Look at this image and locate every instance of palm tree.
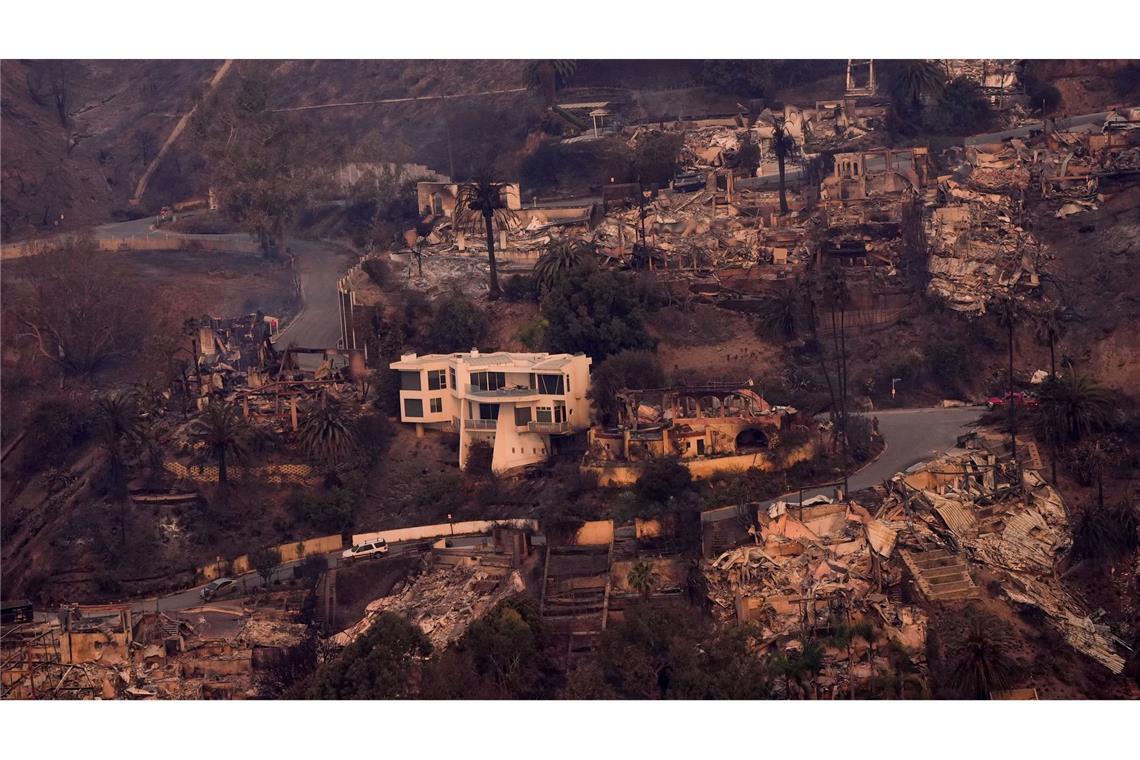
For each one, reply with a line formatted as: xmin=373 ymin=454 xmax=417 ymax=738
xmin=771 ymin=120 xmax=794 ymax=214
xmin=878 ymin=640 xmax=928 ymax=699
xmin=825 ymin=268 xmax=852 ymax=465
xmin=525 ymin=60 xmax=577 ymax=106
xmin=1036 ymin=372 xmax=1113 ymax=443
xmin=97 ymin=391 xmax=142 ymax=544
xmin=453 ymin=174 xmax=519 ymax=300
xmin=887 ymin=60 xmax=946 ymax=130
xmin=1034 ymin=307 xmax=1066 ymax=379
xmin=189 ymin=400 xmax=250 ymax=488
xmin=299 ymin=392 xmax=359 ymax=472
xmin=799 ymin=273 xmax=839 ymax=438
xmin=1076 ymin=434 xmax=1124 ymax=511
xmin=993 ymin=296 xmax=1021 ymax=460
xmin=533 ymin=238 xmax=593 ymax=293
xmin=627 ymin=560 xmax=658 ymax=602
xmin=755 ymin=284 xmax=801 ymax=341
xmin=943 ymin=608 xmax=1017 ymax=699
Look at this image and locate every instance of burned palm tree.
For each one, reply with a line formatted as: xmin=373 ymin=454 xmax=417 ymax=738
xmin=887 ymin=60 xmax=946 ymax=131
xmin=942 ymin=607 xmax=1017 ymax=699
xmin=1034 ymin=306 xmax=1066 ymax=380
xmin=993 ymin=295 xmax=1021 ymax=460
xmin=824 ymin=268 xmax=852 ymax=465
xmin=525 ymin=60 xmax=577 ymax=106
xmin=627 ymin=560 xmax=659 ymax=602
xmin=533 ymin=237 xmax=594 ymax=294
xmin=299 ymin=392 xmax=360 ymax=473
xmin=771 ymin=120 xmax=795 ymax=215
xmin=97 ymin=390 xmax=143 ymax=544
xmin=453 ymin=174 xmax=519 ymax=300
xmin=189 ymin=400 xmax=250 ymax=488
xmin=755 ymin=284 xmax=802 ymax=341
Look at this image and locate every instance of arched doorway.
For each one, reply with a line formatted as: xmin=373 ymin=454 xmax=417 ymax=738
xmin=735 ymin=427 xmax=769 ymax=452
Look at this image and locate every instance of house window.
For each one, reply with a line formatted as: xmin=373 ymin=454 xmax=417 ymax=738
xmin=430 ymin=398 xmax=443 ymax=414
xmin=536 ymin=374 xmax=565 ymax=395
xmin=514 ymin=406 xmax=532 ymax=426
xmin=479 ymin=403 xmax=499 ymax=421
xmin=554 ymin=401 xmax=567 ymax=424
xmin=536 ymin=406 xmax=553 ymax=423
xmin=400 ymin=371 xmax=422 ymax=391
xmin=448 ymin=367 xmax=457 ymax=389
xmin=427 ymin=369 xmax=447 ymax=391
xmin=472 ymin=371 xmax=506 ymax=391
xmin=404 ymin=398 xmax=424 ymax=418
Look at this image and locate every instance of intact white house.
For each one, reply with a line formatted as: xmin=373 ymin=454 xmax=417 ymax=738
xmin=390 ymin=350 xmax=593 ymax=474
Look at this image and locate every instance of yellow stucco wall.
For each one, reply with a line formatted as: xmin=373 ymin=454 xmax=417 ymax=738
xmin=583 ymin=442 xmax=817 ymax=487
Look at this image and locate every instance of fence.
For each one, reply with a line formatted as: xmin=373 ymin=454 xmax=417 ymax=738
xmin=164 ymin=459 xmax=318 ymax=485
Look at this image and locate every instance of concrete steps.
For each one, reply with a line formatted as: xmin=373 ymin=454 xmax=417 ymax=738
xmin=901 ymin=548 xmax=979 ymax=602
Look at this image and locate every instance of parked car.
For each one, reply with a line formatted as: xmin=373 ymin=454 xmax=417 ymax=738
xmin=200 ymin=577 xmax=239 ymax=601
xmin=986 ymin=391 xmax=1038 ymax=410
xmin=342 ymin=539 xmax=389 ymax=561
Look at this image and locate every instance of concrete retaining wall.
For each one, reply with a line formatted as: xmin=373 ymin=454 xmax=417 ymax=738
xmin=1 ymin=234 xmax=259 ymax=260
xmin=352 ymin=518 xmax=538 ymax=547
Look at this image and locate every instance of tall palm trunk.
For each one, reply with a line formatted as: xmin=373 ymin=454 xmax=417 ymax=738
xmin=830 ymin=307 xmax=846 ymax=456
xmin=484 ymin=211 xmax=501 ymax=299
xmin=839 ymin=304 xmax=849 ymax=472
xmin=216 ymin=445 xmax=229 ymax=487
xmin=1007 ymin=321 xmax=1017 ymax=461
xmin=777 ymin=148 xmax=789 ymax=214
xmin=806 ymin=295 xmax=839 ymax=448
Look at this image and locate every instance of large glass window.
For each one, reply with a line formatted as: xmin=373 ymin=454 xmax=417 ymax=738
xmin=536 ymin=406 xmax=553 ymax=423
xmin=536 ymin=374 xmax=565 ymax=395
xmin=472 ymin=371 xmax=506 ymax=391
xmin=400 ymin=371 xmax=422 ymax=391
xmin=427 ymin=369 xmax=447 ymax=391
xmin=448 ymin=367 xmax=457 ymax=390
xmin=479 ymin=403 xmax=500 ymax=420
xmin=430 ymin=398 xmax=443 ymax=414
xmin=404 ymin=398 xmax=424 ymax=418
xmin=554 ymin=401 xmax=567 ymax=423
xmin=514 ymin=406 xmax=532 ymax=426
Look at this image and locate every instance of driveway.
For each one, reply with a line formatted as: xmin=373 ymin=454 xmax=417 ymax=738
xmin=703 ymin=405 xmax=984 ymax=521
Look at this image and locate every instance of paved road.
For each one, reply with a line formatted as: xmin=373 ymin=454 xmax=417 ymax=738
xmin=704 ymin=405 xmax=984 ymax=521
xmin=87 ymin=211 xmax=353 ymax=369
xmin=271 ymin=237 xmax=353 ymax=359
xmin=130 ymin=540 xmax=419 ymax=615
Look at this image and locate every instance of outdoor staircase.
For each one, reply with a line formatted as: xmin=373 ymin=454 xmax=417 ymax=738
xmin=901 ymin=548 xmax=979 ymax=602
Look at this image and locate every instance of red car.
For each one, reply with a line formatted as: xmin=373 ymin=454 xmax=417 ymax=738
xmin=987 ymin=391 xmax=1038 ymax=410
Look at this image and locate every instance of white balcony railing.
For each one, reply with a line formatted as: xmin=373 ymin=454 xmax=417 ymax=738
xmin=528 ymin=420 xmax=571 ymax=434
xmin=465 ymin=384 xmax=536 ymax=397
xmin=464 ymin=418 xmax=498 ymax=430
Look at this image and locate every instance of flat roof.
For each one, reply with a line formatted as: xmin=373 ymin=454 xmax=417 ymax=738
xmin=391 ymin=351 xmax=587 ymax=371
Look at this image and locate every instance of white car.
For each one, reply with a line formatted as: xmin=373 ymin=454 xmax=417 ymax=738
xmin=342 ymin=539 xmax=389 ymax=561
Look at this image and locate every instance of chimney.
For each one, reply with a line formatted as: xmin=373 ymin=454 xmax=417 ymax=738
xmin=471 ymin=348 xmax=480 ymax=357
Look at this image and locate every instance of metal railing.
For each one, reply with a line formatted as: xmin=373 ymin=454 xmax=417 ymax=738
xmin=465 ymin=384 xmax=536 ymax=397
xmin=464 ymin=419 xmax=498 ymax=430
xmin=528 ymin=420 xmax=571 ymax=434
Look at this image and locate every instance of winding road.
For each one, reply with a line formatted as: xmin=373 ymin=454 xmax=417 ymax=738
xmin=703 ymin=405 xmax=984 ymax=522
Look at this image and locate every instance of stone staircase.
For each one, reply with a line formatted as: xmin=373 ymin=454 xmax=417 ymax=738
xmin=901 ymin=548 xmax=979 ymax=602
